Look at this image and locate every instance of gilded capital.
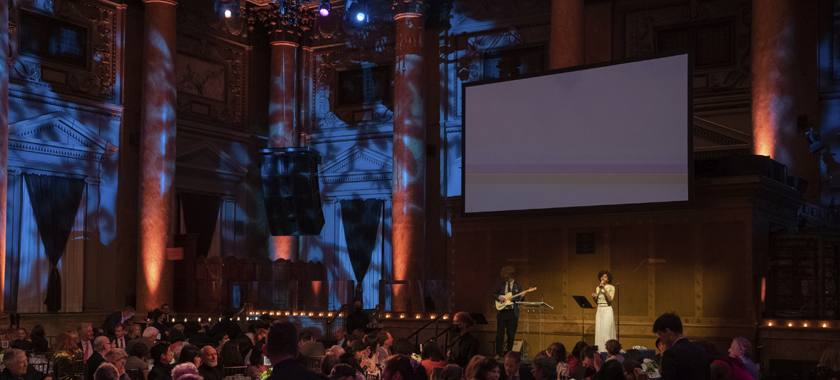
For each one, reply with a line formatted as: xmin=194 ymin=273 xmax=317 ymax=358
xmin=392 ymin=0 xmax=425 ymax=16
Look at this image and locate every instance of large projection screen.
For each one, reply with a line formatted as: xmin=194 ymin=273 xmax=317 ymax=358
xmin=463 ymin=53 xmax=691 ymax=215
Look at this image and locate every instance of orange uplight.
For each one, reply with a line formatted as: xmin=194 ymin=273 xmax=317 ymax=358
xmin=788 ymin=323 xmax=792 ymax=327
xmin=824 ymin=323 xmax=828 ymax=328
xmin=804 ymin=323 xmax=808 ymax=327
xmin=768 ymin=322 xmax=772 ymax=326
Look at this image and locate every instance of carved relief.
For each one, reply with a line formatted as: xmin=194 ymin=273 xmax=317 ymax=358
xmin=176 ymin=0 xmax=250 ymax=41
xmin=623 ymin=0 xmax=751 ymax=96
xmin=309 ymin=3 xmax=396 ymax=48
xmin=450 ymin=0 xmax=550 ymax=25
xmin=9 ymin=0 xmax=118 ymax=102
xmin=176 ymin=34 xmax=248 ymax=130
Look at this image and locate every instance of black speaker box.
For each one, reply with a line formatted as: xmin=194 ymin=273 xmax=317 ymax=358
xmin=260 ymin=147 xmax=325 ymax=236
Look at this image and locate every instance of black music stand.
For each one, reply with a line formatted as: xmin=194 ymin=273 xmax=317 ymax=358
xmin=572 ymin=296 xmax=595 ymax=343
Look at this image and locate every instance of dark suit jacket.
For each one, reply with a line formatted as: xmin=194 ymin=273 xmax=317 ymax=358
xmin=447 ymin=332 xmax=480 ymax=368
xmin=198 ymin=364 xmax=222 ymax=380
xmin=266 ymin=359 xmax=327 ymax=380
xmin=492 ymin=281 xmax=524 ymax=318
xmin=102 ymin=311 xmax=124 ymax=336
xmin=660 ymin=338 xmax=710 ymax=380
xmin=147 ymin=362 xmax=173 ymax=380
xmin=1 ymin=365 xmax=47 ymax=380
xmin=502 ymin=365 xmax=536 ymax=380
xmin=85 ymin=352 xmax=106 ymax=380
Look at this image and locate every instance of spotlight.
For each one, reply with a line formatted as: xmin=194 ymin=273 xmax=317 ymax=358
xmin=224 ymin=9 xmax=232 ymax=18
xmin=345 ymin=0 xmax=368 ymax=26
xmin=318 ymin=0 xmax=330 ymax=17
xmin=214 ymin=0 xmax=240 ymax=19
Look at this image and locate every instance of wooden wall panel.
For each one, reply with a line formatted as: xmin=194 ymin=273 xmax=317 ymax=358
xmin=567 ymin=228 xmax=607 ymax=314
xmin=654 ymin=224 xmax=696 ymax=318
xmin=453 ymin=231 xmax=490 ymax=313
xmin=527 ymin=229 xmax=564 ymax=314
xmin=610 ymin=226 xmax=649 ymax=317
xmin=490 ymin=230 xmax=526 ymax=292
xmin=702 ymin=221 xmax=747 ymax=319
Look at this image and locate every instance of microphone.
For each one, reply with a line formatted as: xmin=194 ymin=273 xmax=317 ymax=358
xmin=615 ymin=283 xmax=620 ymax=286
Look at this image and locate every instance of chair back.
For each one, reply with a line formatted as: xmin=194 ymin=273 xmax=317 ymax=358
xmin=73 ymin=360 xmax=86 ymax=377
xmin=365 ymin=373 xmax=380 ymax=380
xmin=307 ymin=356 xmax=324 ymax=371
xmin=126 ymin=368 xmax=142 ymax=380
xmin=222 ymin=366 xmax=248 ymax=377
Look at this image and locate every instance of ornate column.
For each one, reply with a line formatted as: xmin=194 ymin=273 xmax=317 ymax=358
xmin=0 ymin=0 xmax=8 ymax=317
xmin=137 ymin=0 xmax=178 ymax=313
xmin=265 ymin=3 xmax=308 ymax=261
xmin=392 ymin=0 xmax=426 ymax=311
xmin=550 ymin=0 xmax=584 ymax=69
xmin=752 ymin=0 xmax=796 ymax=165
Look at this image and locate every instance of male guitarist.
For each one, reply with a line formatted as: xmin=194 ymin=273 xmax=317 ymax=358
xmin=492 ymin=265 xmax=523 ymax=359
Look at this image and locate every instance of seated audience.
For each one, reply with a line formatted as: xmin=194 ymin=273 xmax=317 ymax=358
xmin=246 ymin=343 xmax=268 ymax=379
xmin=569 ymin=346 xmax=600 ymax=380
xmin=568 ymin=341 xmax=588 ymax=373
xmin=333 ymin=328 xmax=348 ymax=351
xmin=340 ymin=340 xmax=370 ymax=375
xmin=382 ymin=354 xmax=418 ymax=380
xmin=327 ymin=364 xmax=358 ymax=380
xmin=218 ymin=341 xmax=244 ymax=368
xmin=377 ymin=331 xmax=393 ymax=364
xmin=438 ymin=364 xmax=463 ymax=380
xmin=464 ymin=356 xmax=485 ymax=380
xmin=128 ymin=325 xmax=142 ymax=341
xmin=104 ymin=349 xmax=129 ymax=380
xmin=2 ymin=348 xmax=49 ymax=380
xmin=729 ymin=337 xmax=759 ymax=380
xmin=624 ymin=349 xmax=642 ymax=364
xmin=147 ymin=343 xmax=173 ymax=380
xmin=503 ymin=351 xmax=534 ymax=380
xmin=102 ymin=307 xmax=136 ymax=338
xmin=125 ymin=344 xmax=150 ymax=380
xmin=420 ymin=341 xmax=447 ymax=375
xmin=622 ymin=360 xmax=647 ymax=380
xmin=299 ymin=331 xmax=326 ymax=358
xmin=127 ymin=327 xmax=157 ymax=355
xmin=605 ymin=340 xmax=623 ymax=363
xmin=113 ymin=324 xmax=130 ymax=351
xmin=197 ymin=346 xmax=222 ymax=380
xmin=653 ymin=339 xmax=662 ymax=366
xmin=86 ymin=336 xmax=112 ymax=380
xmin=31 ymin=325 xmax=49 ymax=353
xmin=93 ymin=364 xmax=119 ymax=380
xmin=593 ymin=360 xmax=624 ymax=380
xmin=78 ymin=324 xmax=96 ymax=361
xmin=171 ymin=363 xmax=202 ymax=380
xmin=264 ymin=321 xmax=328 ymax=380
xmin=473 ymin=357 xmax=501 ymax=380
xmin=177 ymin=346 xmax=201 ymax=368
xmin=320 ymin=354 xmax=341 ymax=377
xmin=546 ymin=342 xmax=569 ymax=378
xmin=53 ymin=333 xmax=82 ymax=380
xmin=694 ymin=340 xmax=753 ymax=380
xmin=530 ymin=356 xmax=557 ymax=380
xmin=812 ymin=346 xmax=840 ymax=380
xmin=12 ymin=328 xmax=33 ymax=351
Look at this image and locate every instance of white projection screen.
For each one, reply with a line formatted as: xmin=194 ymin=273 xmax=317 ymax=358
xmin=463 ymin=53 xmax=692 ymax=215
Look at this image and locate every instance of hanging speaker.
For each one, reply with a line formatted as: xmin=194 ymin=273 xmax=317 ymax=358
xmin=260 ymin=147 xmax=325 ymax=236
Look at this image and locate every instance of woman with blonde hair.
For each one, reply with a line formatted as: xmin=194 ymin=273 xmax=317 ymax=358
xmin=53 ymin=333 xmax=83 ymax=380
xmin=464 ymin=355 xmax=485 ymax=380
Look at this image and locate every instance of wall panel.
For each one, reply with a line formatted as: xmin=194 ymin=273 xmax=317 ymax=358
xmin=654 ymin=224 xmax=696 ymax=318
xmin=702 ymin=221 xmax=746 ymax=319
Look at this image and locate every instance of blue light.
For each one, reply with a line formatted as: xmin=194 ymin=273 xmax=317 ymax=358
xmin=356 ymin=12 xmax=365 ymax=21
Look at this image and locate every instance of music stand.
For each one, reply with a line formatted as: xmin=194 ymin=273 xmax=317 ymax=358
xmin=518 ymin=301 xmax=553 ymax=355
xmin=572 ymin=296 xmax=595 ymax=343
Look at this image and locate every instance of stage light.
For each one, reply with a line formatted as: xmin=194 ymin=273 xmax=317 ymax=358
xmin=345 ymin=0 xmax=368 ymax=26
xmin=824 ymin=323 xmax=828 ymax=328
xmin=214 ymin=0 xmax=239 ymax=19
xmin=804 ymin=323 xmax=808 ymax=327
xmin=318 ymin=0 xmax=330 ymax=17
xmin=788 ymin=323 xmax=792 ymax=327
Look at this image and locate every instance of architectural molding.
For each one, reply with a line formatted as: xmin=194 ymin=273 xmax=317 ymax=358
xmin=9 ymin=112 xmax=117 ymax=162
xmin=176 ymin=140 xmax=249 ymax=176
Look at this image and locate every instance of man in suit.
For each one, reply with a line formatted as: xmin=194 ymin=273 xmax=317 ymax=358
xmin=113 ymin=324 xmax=130 ymax=350
xmin=503 ymin=351 xmax=535 ymax=380
xmin=198 ymin=346 xmax=222 ymax=380
xmin=85 ymin=336 xmax=112 ymax=380
xmin=333 ymin=328 xmax=348 ymax=350
xmin=1 ymin=348 xmax=48 ymax=380
xmin=653 ymin=312 xmax=710 ymax=380
xmin=78 ymin=323 xmax=96 ymax=361
xmin=265 ymin=322 xmax=327 ymax=380
xmin=147 ymin=342 xmax=173 ymax=380
xmin=297 ymin=330 xmax=325 ymax=358
xmin=492 ymin=265 xmax=524 ymax=359
xmin=102 ymin=307 xmax=135 ymax=337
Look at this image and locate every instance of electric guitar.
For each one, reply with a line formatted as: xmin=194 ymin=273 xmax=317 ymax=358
xmin=495 ymin=287 xmax=537 ymax=310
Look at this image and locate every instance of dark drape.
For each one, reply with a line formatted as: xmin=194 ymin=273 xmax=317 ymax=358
xmin=181 ymin=193 xmax=222 ymax=257
xmin=23 ymin=173 xmax=86 ymax=312
xmin=340 ymin=199 xmax=383 ymax=293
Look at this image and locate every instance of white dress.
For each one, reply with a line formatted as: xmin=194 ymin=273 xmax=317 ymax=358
xmin=594 ymin=284 xmax=616 ymax=351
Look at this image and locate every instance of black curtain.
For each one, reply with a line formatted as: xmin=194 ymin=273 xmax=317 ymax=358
xmin=181 ymin=193 xmax=222 ymax=257
xmin=340 ymin=199 xmax=383 ymax=296
xmin=23 ymin=173 xmax=86 ymax=312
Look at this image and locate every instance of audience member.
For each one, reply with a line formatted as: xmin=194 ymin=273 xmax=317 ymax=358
xmin=625 ymin=349 xmax=642 ymax=364
xmin=812 ymin=346 xmax=840 ymax=380
xmin=327 ymin=364 xmax=358 ymax=380
xmin=2 ymin=348 xmax=49 ymax=380
xmin=147 ymin=343 xmax=173 ymax=380
xmin=93 ymin=363 xmax=119 ymax=380
xmin=473 ymin=357 xmax=501 ymax=380
xmin=177 ymin=346 xmax=201 ymax=368
xmin=334 ymin=328 xmax=348 ymax=350
xmin=346 ymin=301 xmax=370 ymax=335
xmin=382 ymin=354 xmax=418 ymax=380
xmin=350 ymin=340 xmax=371 ymax=373
xmin=729 ymin=337 xmax=759 ymax=380
xmin=102 ymin=307 xmax=135 ymax=337
xmin=160 ymin=304 xmax=175 ymax=325
xmin=448 ymin=312 xmax=480 ymax=368
xmin=546 ymin=342 xmax=569 ymax=378
xmin=568 ymin=341 xmax=588 ymax=372
xmin=78 ymin=323 xmax=96 ymax=361
xmin=299 ymin=330 xmax=326 ymax=358
xmin=503 ymin=351 xmax=534 ymax=380
xmin=104 ymin=349 xmax=129 ymax=380
xmin=377 ymin=331 xmax=393 ymax=364
xmin=113 ymin=324 xmax=129 ymax=351
xmin=12 ymin=328 xmax=33 ymax=351
xmin=171 ymin=363 xmax=201 ymax=380
xmin=85 ymin=336 xmax=112 ymax=380
xmin=530 ymin=356 xmax=557 ymax=380
xmin=264 ymin=321 xmax=328 ymax=380
xmin=622 ymin=360 xmax=647 ymax=380
xmin=652 ymin=339 xmax=662 ymax=366
xmin=593 ymin=360 xmax=624 ymax=380
xmin=420 ymin=341 xmax=447 ymax=375
xmin=127 ymin=327 xmax=157 ymax=355
xmin=694 ymin=340 xmax=752 ymax=380
xmin=569 ymin=346 xmax=599 ymax=380
xmin=234 ymin=334 xmax=254 ymax=361
xmin=350 ymin=330 xmax=364 ymax=344
xmin=605 ymin=340 xmax=623 ymax=363
xmin=320 ymin=353 xmax=341 ymax=377
xmin=198 ymin=346 xmax=222 ymax=380
xmin=125 ymin=343 xmax=150 ymax=380
xmin=652 ymin=313 xmax=708 ymax=380
xmin=464 ymin=355 xmax=485 ymax=380
xmin=218 ymin=341 xmax=244 ymax=368
xmin=245 ymin=342 xmax=268 ymax=378
xmin=53 ymin=333 xmax=82 ymax=380
xmin=363 ymin=334 xmax=380 ymax=370
xmin=31 ymin=325 xmax=49 ymax=353
xmin=438 ymin=364 xmax=463 ymax=380
xmin=128 ymin=325 xmax=142 ymax=341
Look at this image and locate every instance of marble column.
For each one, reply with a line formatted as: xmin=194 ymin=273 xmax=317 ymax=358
xmin=550 ymin=0 xmax=584 ymax=69
xmin=752 ymin=0 xmax=796 ymax=165
xmin=137 ymin=0 xmax=178 ymax=314
xmin=392 ymin=1 xmax=426 ymax=312
xmin=0 ymin=0 xmax=8 ymax=316
xmin=267 ymin=40 xmax=298 ymax=261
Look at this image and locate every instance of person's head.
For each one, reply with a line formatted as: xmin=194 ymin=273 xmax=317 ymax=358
xmin=625 ymin=349 xmax=642 ymax=363
xmin=530 ymin=356 xmax=557 ymax=380
xmin=453 ymin=311 xmax=475 ymax=331
xmin=161 ymin=304 xmax=171 ymax=314
xmin=54 ymin=333 xmax=79 ymax=355
xmin=501 ymin=266 xmax=515 ymax=282
xmin=353 ymin=301 xmax=363 ymax=311
xmin=597 ymin=270 xmax=613 ymax=284
xmin=199 ymin=346 xmax=218 ymax=367
xmin=593 ymin=359 xmax=623 ymax=380
xmin=581 ymin=346 xmax=599 ymax=368
xmin=504 ymin=351 xmax=522 ymax=377
xmin=143 ymin=326 xmax=160 ymax=341
xmin=105 ymin=348 xmax=128 ymax=375
xmin=391 ymin=338 xmax=415 ymax=356
xmin=819 ymin=346 xmax=840 ymax=372
xmin=654 ymin=338 xmax=661 ymax=352
xmin=623 ymin=360 xmax=642 ymax=380
xmin=93 ymin=363 xmax=120 ymax=380
xmin=112 ymin=323 xmax=126 ymax=339
xmin=546 ymin=342 xmax=567 ymax=363
xmin=382 ymin=354 xmax=418 ymax=380
xmin=128 ymin=342 xmax=149 ymax=360
xmin=377 ymin=331 xmax=393 ymax=348
xmin=153 ymin=309 xmax=165 ymax=323
xmin=364 ymin=334 xmax=379 ymax=354
xmin=31 ymin=325 xmax=45 ymax=340
xmin=329 ymin=363 xmax=357 ymax=380
xmin=299 ymin=330 xmax=315 ymax=344
xmin=78 ymin=323 xmax=94 ymax=342
xmin=438 ymin=364 xmax=463 ymax=380
xmin=151 ymin=342 xmax=173 ymax=364
xmin=178 ymin=345 xmax=202 ymax=367
xmin=474 ymin=357 xmax=501 ymax=380
xmin=464 ymin=355 xmax=485 ymax=380
xmin=321 ymin=353 xmax=341 ymax=375
xmin=122 ymin=306 xmax=136 ymax=320
xmin=729 ymin=337 xmax=751 ymax=359
xmin=605 ymin=339 xmax=621 ymax=356
xmin=351 ymin=329 xmax=365 ymax=342
xmin=421 ymin=341 xmax=446 ymax=362
xmin=266 ymin=321 xmax=297 ymax=361
xmin=350 ymin=340 xmax=370 ymax=360
xmin=334 ymin=328 xmax=346 ymax=341
xmin=17 ymin=328 xmax=27 ymax=340
xmin=94 ymin=336 xmax=113 ymax=353
xmin=172 ymin=362 xmax=201 ymax=380
xmin=652 ymin=312 xmax=683 ymax=348
xmin=571 ymin=341 xmax=588 ymax=360
xmin=218 ymin=340 xmax=244 ymax=367
xmin=3 ymin=348 xmax=27 ymax=376
xmin=130 ymin=324 xmax=142 ymax=338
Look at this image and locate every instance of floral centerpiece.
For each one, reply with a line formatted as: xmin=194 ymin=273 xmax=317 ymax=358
xmin=643 ymin=358 xmax=660 ymax=378
xmin=258 ymin=367 xmax=272 ymax=380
